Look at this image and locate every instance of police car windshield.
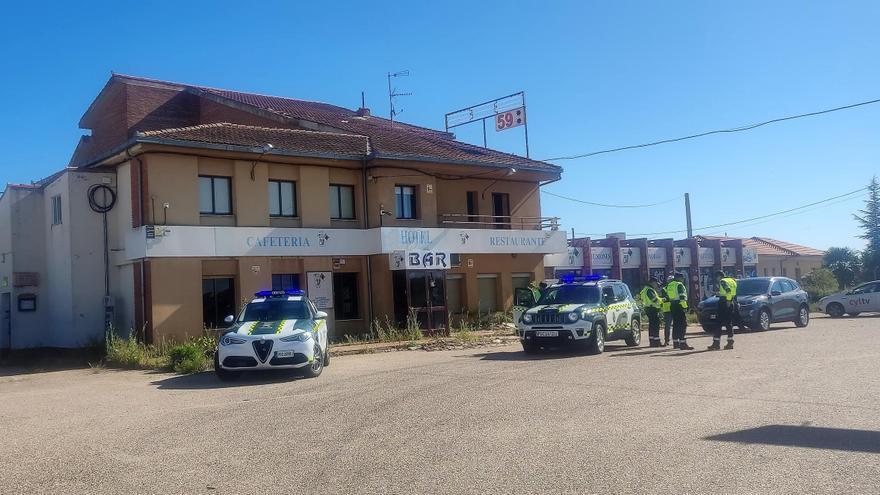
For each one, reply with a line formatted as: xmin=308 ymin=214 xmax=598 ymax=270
xmin=241 ymin=300 xmax=310 ymax=322
xmin=538 ymin=285 xmax=601 ymax=305
xmin=737 ymin=279 xmax=770 ymax=296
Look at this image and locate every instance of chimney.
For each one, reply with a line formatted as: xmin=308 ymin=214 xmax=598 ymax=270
xmin=356 ymin=107 xmax=371 ymax=117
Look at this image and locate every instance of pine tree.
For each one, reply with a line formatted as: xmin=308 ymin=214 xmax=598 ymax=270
xmin=854 ymin=176 xmax=880 ymax=280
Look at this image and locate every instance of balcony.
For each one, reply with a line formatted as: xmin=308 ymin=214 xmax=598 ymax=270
xmin=438 ymin=214 xmax=560 ymax=231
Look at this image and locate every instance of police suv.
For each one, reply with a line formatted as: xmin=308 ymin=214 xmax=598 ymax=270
xmin=214 ymin=290 xmax=329 ymax=381
xmin=514 ymin=276 xmax=642 ymax=354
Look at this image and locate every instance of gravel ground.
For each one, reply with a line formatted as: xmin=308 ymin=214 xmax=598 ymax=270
xmin=1 ymin=314 xmax=878 ymax=494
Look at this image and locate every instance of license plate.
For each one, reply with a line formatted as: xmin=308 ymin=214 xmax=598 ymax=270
xmin=709 ymin=314 xmax=717 ymax=320
xmin=535 ymin=331 xmax=558 ymax=337
xmin=275 ymin=350 xmax=296 ymax=358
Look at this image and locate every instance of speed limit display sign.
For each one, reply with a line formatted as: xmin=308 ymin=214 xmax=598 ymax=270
xmin=495 ymin=107 xmax=526 ymax=131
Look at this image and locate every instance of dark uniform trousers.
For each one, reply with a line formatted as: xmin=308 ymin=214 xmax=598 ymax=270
xmin=671 ymin=302 xmax=688 ymax=342
xmin=714 ymin=298 xmax=735 ymax=341
xmin=646 ymin=307 xmax=661 ymax=341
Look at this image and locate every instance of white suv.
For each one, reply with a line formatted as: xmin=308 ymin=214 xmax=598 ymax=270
xmin=514 ymin=276 xmax=642 ymax=354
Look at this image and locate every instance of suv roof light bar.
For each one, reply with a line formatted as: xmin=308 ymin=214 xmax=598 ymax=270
xmin=254 ymin=289 xmax=305 ymax=297
xmin=560 ymin=274 xmax=606 ymax=283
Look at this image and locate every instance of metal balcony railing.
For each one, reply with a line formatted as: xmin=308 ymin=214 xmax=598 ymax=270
xmin=438 ymin=214 xmax=560 ymax=231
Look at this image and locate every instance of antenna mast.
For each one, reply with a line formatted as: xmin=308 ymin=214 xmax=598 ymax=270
xmin=387 ymin=70 xmax=412 ymax=126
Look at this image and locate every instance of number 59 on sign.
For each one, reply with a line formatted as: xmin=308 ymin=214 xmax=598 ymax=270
xmin=495 ymin=107 xmax=526 ymax=131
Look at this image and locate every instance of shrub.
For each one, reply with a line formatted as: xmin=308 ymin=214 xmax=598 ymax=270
xmin=801 ymin=267 xmax=839 ymax=302
xmin=105 ymin=332 xmax=148 ymax=368
xmin=167 ymin=342 xmax=209 ymax=374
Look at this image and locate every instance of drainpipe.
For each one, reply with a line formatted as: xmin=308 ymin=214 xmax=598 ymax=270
xmin=362 ymin=155 xmax=375 ymax=331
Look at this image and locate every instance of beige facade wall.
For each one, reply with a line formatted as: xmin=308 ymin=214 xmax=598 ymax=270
xmin=112 ymin=152 xmax=554 ymax=342
xmin=757 ymin=255 xmax=823 ymax=281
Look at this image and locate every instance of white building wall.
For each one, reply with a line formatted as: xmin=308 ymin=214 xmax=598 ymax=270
xmin=43 ymin=176 xmax=75 ymax=347
xmin=8 ymin=187 xmax=48 ymax=348
xmin=0 ymin=191 xmax=12 ymax=350
xmin=68 ymin=171 xmax=118 ymax=346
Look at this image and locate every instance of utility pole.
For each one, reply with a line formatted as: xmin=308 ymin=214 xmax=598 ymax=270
xmin=684 ymin=193 xmax=693 ymax=238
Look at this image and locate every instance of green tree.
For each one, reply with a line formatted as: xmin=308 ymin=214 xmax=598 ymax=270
xmin=800 ymin=267 xmax=839 ymax=302
xmin=823 ymin=246 xmax=861 ymax=289
xmin=854 ymin=176 xmax=880 ymax=280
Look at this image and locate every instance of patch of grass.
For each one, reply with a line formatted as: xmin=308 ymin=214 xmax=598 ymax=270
xmin=167 ymin=342 xmax=209 ymax=374
xmin=105 ymin=331 xmax=159 ymax=369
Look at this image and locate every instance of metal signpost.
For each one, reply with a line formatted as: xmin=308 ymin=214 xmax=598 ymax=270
xmin=444 ymin=91 xmax=530 ymax=158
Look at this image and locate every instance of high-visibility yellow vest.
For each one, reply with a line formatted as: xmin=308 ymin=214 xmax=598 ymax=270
xmin=718 ymin=277 xmax=737 ymax=301
xmin=639 ymin=286 xmax=661 ymax=309
xmin=659 ymin=289 xmax=671 ymax=312
xmin=665 ymin=281 xmax=688 ymax=309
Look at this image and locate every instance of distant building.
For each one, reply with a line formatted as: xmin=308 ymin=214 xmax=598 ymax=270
xmin=544 ymin=234 xmax=824 ymax=306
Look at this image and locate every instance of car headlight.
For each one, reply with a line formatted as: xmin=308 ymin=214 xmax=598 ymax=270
xmin=522 ymin=313 xmax=533 ymax=324
xmin=220 ymin=335 xmax=246 ymax=346
xmin=566 ymin=312 xmax=579 ymax=323
xmin=280 ymin=332 xmax=313 ymax=343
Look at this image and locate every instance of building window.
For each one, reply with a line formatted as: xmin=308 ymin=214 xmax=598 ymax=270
xmin=202 ymin=277 xmax=236 ymax=329
xmin=512 ymin=273 xmax=533 ymax=292
xmin=450 ymin=254 xmax=462 ymax=267
xmin=199 ymin=176 xmax=232 ymax=215
xmin=395 ymin=185 xmax=418 ymax=219
xmin=466 ymin=191 xmax=478 ymax=223
xmin=51 ymin=195 xmax=62 ymax=225
xmin=333 ymin=272 xmax=359 ymax=320
xmin=329 ymin=184 xmax=355 ymax=219
xmin=272 ymin=273 xmax=300 ymax=291
xmin=782 ymin=267 xmax=787 ymax=277
xmin=268 ymin=180 xmax=296 ymax=217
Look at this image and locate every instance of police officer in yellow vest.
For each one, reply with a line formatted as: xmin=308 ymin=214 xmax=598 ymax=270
xmin=709 ymin=270 xmax=737 ymax=350
xmin=666 ymin=273 xmax=693 ymax=350
xmin=661 ymin=274 xmax=674 ymax=346
xmin=639 ymin=278 xmax=663 ymax=347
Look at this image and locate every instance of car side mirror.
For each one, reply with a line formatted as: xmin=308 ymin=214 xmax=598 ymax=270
xmin=770 ymin=290 xmax=782 ymax=297
xmin=315 ymin=311 xmax=328 ymax=319
xmin=223 ymin=315 xmax=235 ymax=324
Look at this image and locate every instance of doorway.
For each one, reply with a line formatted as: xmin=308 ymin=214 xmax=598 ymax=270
xmin=492 ymin=192 xmax=510 ymax=229
xmin=392 ymin=270 xmax=448 ymax=333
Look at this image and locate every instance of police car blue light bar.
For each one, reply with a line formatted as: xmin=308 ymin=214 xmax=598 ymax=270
xmin=560 ymin=274 xmax=606 ymax=283
xmin=254 ymin=289 xmax=305 ymax=297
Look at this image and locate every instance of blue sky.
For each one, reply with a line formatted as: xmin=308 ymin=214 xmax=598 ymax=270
xmin=1 ymin=1 xmax=877 ymax=250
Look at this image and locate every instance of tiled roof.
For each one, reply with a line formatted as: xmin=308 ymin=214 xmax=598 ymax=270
xmin=138 ymin=123 xmax=370 ymax=157
xmin=752 ymin=237 xmax=825 ymax=257
xmin=115 ymin=74 xmax=561 ymax=173
xmin=695 ymin=235 xmax=824 ymax=257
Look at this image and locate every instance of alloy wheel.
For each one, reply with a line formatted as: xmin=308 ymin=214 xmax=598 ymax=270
xmin=760 ymin=310 xmax=771 ymax=331
xmin=799 ymin=307 xmax=809 ymax=326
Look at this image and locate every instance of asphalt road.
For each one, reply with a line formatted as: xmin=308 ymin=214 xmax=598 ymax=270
xmin=2 ymin=315 xmax=879 ymax=494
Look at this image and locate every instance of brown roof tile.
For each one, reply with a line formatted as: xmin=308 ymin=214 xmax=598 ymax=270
xmin=139 ymin=123 xmax=369 ymax=157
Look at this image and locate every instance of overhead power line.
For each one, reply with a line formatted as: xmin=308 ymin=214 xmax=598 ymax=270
xmin=541 ymin=189 xmax=678 ymax=208
xmin=544 ymin=97 xmax=880 ymax=161
xmin=574 ymin=186 xmax=868 ymax=238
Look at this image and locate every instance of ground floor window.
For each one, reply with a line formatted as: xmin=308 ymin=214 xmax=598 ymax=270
xmin=447 ymin=274 xmax=464 ymax=314
xmin=272 ymin=273 xmax=300 ymax=291
xmin=203 ymin=277 xmax=235 ymax=329
xmin=477 ymin=274 xmax=498 ymax=314
xmin=333 ymin=272 xmax=359 ymax=320
xmin=511 ymin=273 xmax=533 ymax=291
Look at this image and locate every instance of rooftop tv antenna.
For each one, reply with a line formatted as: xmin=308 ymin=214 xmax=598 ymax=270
xmin=387 ymin=70 xmax=412 ymax=126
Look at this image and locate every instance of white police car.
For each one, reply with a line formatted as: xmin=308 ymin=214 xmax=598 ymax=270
xmin=817 ymin=280 xmax=880 ymax=317
xmin=514 ymin=275 xmax=642 ymax=354
xmin=214 ymin=290 xmax=329 ymax=381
